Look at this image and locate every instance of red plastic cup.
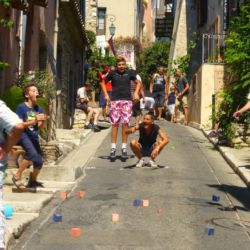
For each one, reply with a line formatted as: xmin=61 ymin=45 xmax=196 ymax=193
xmin=76 ymin=191 xmax=86 ymax=198
xmin=70 ymin=227 xmax=81 ymax=237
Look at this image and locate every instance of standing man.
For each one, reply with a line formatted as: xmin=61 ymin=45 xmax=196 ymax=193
xmin=100 ymin=56 xmax=141 ymax=161
xmin=174 ymin=69 xmax=190 ymax=125
xmin=149 ymin=66 xmax=169 ymax=120
xmin=0 ymin=100 xmax=24 ymax=249
xmin=98 ymin=64 xmax=112 ymax=123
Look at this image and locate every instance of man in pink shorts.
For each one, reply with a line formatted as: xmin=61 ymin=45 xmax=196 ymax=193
xmin=100 ymin=56 xmax=141 ymax=161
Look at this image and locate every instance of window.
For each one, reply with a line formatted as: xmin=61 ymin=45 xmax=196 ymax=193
xmin=97 ymin=8 xmax=106 ymax=36
xmin=197 ymin=0 xmax=208 ymax=26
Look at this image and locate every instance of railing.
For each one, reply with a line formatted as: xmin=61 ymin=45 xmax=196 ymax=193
xmin=202 ymin=34 xmax=226 ymax=64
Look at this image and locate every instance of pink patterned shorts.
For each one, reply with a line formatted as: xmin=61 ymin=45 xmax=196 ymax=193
xmin=109 ymin=100 xmax=133 ymax=125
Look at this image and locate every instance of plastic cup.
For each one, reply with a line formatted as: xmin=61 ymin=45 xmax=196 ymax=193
xmin=142 ymin=199 xmax=149 ymax=207
xmin=112 ymin=213 xmax=119 ymax=222
xmin=60 ymin=191 xmax=68 ymax=200
xmin=70 ymin=227 xmax=81 ymax=237
xmin=3 ymin=204 xmax=13 ymax=218
xmin=53 ymin=213 xmax=62 ymax=222
xmin=212 ymin=195 xmax=220 ymax=202
xmin=205 ymin=226 xmax=215 ymax=236
xmin=76 ymin=191 xmax=86 ymax=198
xmin=133 ymin=199 xmax=141 ymax=207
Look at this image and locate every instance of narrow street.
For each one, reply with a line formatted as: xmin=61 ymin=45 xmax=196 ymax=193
xmin=13 ymin=121 xmax=250 ymax=250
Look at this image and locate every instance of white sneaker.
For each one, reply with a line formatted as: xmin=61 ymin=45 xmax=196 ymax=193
xmin=135 ymin=158 xmax=145 ymax=168
xmin=148 ymin=159 xmax=158 ymax=168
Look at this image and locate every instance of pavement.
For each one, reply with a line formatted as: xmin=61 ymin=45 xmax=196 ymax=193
xmin=3 ymin=121 xmax=250 ymax=248
xmin=202 ymin=129 xmax=250 ymax=188
xmin=3 ymin=125 xmax=111 ymax=249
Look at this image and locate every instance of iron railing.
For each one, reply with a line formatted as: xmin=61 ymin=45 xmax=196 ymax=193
xmin=202 ymin=34 xmax=226 ymax=64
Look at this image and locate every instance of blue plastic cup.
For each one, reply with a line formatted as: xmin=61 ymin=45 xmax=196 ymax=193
xmin=212 ymin=195 xmax=220 ymax=202
xmin=53 ymin=213 xmax=62 ymax=222
xmin=133 ymin=199 xmax=141 ymax=207
xmin=205 ymin=226 xmax=215 ymax=236
xmin=3 ymin=204 xmax=13 ymax=218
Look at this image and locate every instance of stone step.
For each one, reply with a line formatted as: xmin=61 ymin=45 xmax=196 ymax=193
xmin=3 ymin=189 xmax=53 ymax=213
xmin=5 ymin=212 xmax=39 ymax=245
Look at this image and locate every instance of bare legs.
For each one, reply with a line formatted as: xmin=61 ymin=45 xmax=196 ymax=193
xmin=111 ymin=124 xmax=129 ymax=144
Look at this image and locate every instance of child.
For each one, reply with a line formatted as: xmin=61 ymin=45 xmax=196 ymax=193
xmin=98 ymin=64 xmax=112 ymax=123
xmin=126 ymin=113 xmax=169 ymax=167
xmin=168 ymin=86 xmax=176 ymax=122
xmin=76 ymin=83 xmax=100 ymax=132
xmin=100 ymin=56 xmax=141 ymax=161
xmin=140 ymin=89 xmax=155 ymax=114
xmin=12 ymin=83 xmax=46 ymax=189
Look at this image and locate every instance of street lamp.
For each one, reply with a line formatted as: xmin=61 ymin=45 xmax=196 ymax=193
xmin=109 ymin=23 xmax=116 ymax=37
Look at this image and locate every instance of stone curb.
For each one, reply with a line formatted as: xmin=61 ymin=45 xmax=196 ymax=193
xmin=3 ymin=128 xmax=97 ymax=249
xmin=202 ymin=129 xmax=250 ymax=188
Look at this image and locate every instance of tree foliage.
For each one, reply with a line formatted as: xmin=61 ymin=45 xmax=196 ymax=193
xmin=215 ymin=2 xmax=250 ymax=144
xmin=137 ymin=41 xmax=170 ymax=87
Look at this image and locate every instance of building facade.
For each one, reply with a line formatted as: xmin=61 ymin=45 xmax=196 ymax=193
xmin=85 ymin=0 xmax=144 ymax=68
xmin=169 ymin=0 xmax=243 ymax=128
xmin=0 ymin=0 xmax=88 ymax=137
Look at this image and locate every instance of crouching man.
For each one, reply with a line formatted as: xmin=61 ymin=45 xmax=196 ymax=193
xmin=126 ymin=113 xmax=169 ymax=167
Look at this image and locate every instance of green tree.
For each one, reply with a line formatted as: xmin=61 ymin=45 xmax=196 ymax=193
xmin=137 ymin=41 xmax=170 ymax=87
xmin=216 ymin=1 xmax=250 ymax=145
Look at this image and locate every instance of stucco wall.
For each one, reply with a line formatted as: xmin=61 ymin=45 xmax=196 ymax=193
xmin=98 ymin=0 xmax=137 ymax=37
xmin=189 ymin=64 xmax=225 ymax=128
xmin=143 ymin=0 xmax=154 ymax=42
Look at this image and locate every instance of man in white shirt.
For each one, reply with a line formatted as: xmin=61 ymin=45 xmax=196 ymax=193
xmin=0 ymin=100 xmax=24 ymax=249
xmin=76 ymin=84 xmax=100 ymax=132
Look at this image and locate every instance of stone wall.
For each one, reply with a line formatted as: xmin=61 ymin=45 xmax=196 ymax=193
xmin=233 ymin=123 xmax=250 ymax=147
xmin=41 ymin=141 xmax=62 ymax=164
xmin=85 ymin=0 xmax=97 ymax=32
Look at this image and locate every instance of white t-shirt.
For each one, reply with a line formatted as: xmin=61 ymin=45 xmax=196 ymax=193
xmin=77 ymin=87 xmax=88 ymax=99
xmin=247 ymin=92 xmax=250 ymax=100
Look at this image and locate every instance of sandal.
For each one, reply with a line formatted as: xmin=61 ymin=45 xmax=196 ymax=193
xmin=12 ymin=175 xmax=26 ymax=189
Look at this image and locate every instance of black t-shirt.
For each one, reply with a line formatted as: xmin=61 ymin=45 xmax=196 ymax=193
xmin=176 ymin=77 xmax=189 ymax=96
xmin=138 ymin=123 xmax=160 ymax=147
xmin=105 ymin=69 xmax=137 ymax=101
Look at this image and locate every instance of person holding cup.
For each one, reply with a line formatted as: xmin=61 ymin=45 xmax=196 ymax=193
xmin=12 ymin=83 xmax=46 ymax=189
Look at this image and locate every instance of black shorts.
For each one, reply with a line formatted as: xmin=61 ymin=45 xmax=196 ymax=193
xmin=76 ymin=103 xmax=88 ymax=114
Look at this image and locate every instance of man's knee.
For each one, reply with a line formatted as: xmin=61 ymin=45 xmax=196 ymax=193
xmin=130 ymin=139 xmax=138 ymax=147
xmin=32 ymin=154 xmax=43 ymax=169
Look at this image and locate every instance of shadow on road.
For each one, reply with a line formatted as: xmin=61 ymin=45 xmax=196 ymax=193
xmin=207 ymin=184 xmax=250 ymax=211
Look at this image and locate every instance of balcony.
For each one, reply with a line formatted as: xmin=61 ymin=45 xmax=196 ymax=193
xmin=202 ymin=33 xmax=226 ymax=64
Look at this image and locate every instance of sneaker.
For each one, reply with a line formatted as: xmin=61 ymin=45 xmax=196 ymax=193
xmin=104 ymin=118 xmax=110 ymax=123
xmin=84 ymin=123 xmax=92 ymax=129
xmin=92 ymin=125 xmax=101 ymax=132
xmin=121 ymin=148 xmax=128 ymax=160
xmin=110 ymin=148 xmax=116 ymax=160
xmin=148 ymin=159 xmax=158 ymax=168
xmin=26 ymin=180 xmax=44 ymax=188
xmin=135 ymin=158 xmax=145 ymax=168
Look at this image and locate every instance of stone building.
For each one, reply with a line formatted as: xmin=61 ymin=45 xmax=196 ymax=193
xmin=169 ymin=0 xmax=243 ymax=128
xmin=85 ymin=0 xmax=144 ymax=68
xmin=0 ymin=0 xmax=88 ymax=138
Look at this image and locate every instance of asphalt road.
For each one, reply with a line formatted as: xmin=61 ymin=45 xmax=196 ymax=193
xmin=13 ymin=121 xmax=250 ymax=250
